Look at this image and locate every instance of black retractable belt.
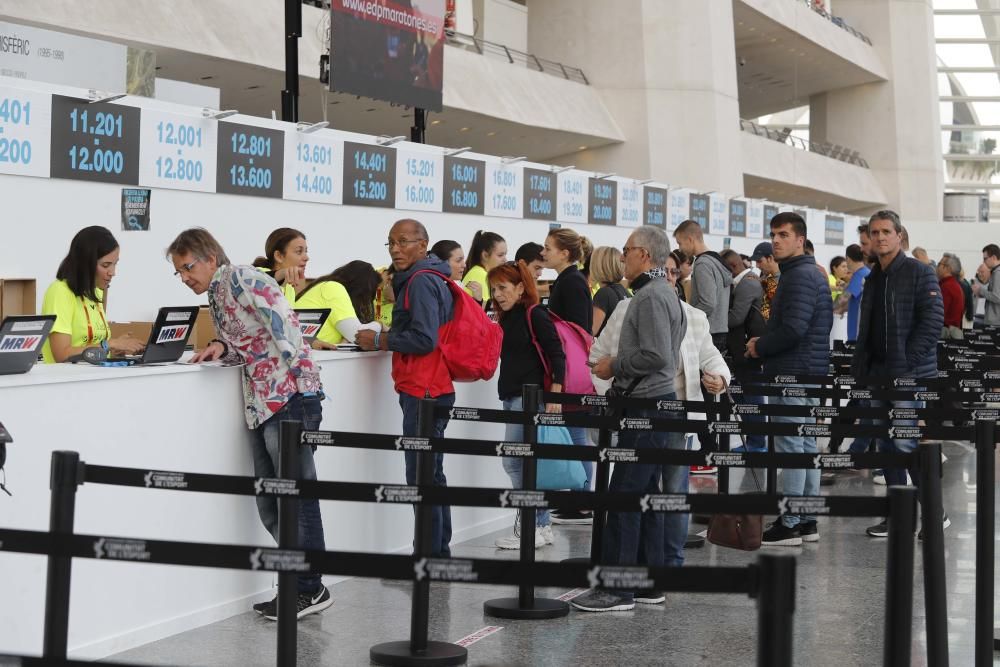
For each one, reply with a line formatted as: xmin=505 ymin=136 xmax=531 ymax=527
xmin=0 ymin=420 xmax=11 ymax=496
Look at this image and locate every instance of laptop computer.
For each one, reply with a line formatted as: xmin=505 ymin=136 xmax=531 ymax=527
xmin=0 ymin=315 xmax=56 ymax=375
xmin=294 ymin=308 xmax=331 ymax=344
xmin=113 ymin=306 xmax=199 ymax=365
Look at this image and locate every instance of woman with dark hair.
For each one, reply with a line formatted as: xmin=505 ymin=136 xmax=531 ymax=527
xmin=462 ymin=230 xmax=507 ymax=305
xmin=671 ymin=249 xmax=692 ymax=303
xmin=488 ymin=260 xmax=565 ymax=549
xmin=296 ymin=260 xmax=384 ymax=348
xmin=42 ymin=226 xmax=145 ymax=363
xmin=253 ymin=228 xmax=309 ymax=305
xmin=429 ymin=239 xmax=465 ymax=283
xmin=829 ymin=255 xmax=849 ymax=302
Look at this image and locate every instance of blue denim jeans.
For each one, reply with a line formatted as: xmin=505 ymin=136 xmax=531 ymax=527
xmin=399 ymin=392 xmax=456 ymax=557
xmin=603 ymin=393 xmax=688 ymax=599
xmin=569 ymin=426 xmax=593 ymax=488
xmin=250 ymin=392 xmax=326 ymax=593
xmin=866 ymin=397 xmax=921 ymax=486
xmin=771 ymin=393 xmax=820 ymax=529
xmin=501 ymin=396 xmax=550 ymax=527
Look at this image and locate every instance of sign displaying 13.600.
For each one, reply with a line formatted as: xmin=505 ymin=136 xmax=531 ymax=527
xmin=49 ymin=95 xmax=141 ymax=184
xmin=216 ymin=122 xmax=285 ymax=198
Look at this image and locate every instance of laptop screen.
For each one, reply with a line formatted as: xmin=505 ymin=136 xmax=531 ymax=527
xmin=294 ymin=309 xmax=331 ymax=343
xmin=0 ymin=315 xmax=56 ymax=375
xmin=140 ymin=307 xmax=199 ymax=363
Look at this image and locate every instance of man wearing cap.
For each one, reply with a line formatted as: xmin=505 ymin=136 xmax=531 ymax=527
xmin=750 ymin=242 xmax=779 ymax=321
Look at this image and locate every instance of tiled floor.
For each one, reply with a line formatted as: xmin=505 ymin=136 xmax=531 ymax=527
xmin=110 ymin=440 xmax=996 ymax=666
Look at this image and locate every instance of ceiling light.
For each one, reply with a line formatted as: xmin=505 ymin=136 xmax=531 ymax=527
xmin=431 ymin=119 xmax=442 ymax=125
xmin=487 ymin=131 xmax=497 ymax=136
xmin=578 ymin=145 xmax=588 ymax=151
xmin=459 ymin=127 xmax=470 ymax=132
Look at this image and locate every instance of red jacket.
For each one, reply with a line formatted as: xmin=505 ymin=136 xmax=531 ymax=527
xmin=939 ymin=275 xmax=965 ymax=328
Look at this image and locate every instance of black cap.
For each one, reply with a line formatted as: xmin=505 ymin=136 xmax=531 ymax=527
xmin=749 ymin=242 xmax=773 ymax=261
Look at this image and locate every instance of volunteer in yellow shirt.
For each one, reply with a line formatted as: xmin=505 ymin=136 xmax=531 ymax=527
xmin=296 ymin=260 xmax=384 ymax=347
xmin=252 ymin=227 xmax=309 ymax=306
xmin=42 ymin=226 xmax=145 ymax=363
xmin=461 ymin=230 xmax=507 ymax=305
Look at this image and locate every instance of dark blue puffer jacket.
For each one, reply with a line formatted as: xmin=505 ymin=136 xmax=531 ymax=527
xmin=851 ymin=252 xmax=943 ymax=379
xmin=755 ymin=254 xmax=832 ymax=375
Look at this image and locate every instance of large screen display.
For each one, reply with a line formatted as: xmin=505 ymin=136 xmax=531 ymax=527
xmin=330 ymin=0 xmax=446 ymax=111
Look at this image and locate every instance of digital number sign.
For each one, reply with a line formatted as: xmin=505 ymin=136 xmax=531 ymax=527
xmin=617 ymin=181 xmax=640 ymax=228
xmin=523 ymin=168 xmax=556 ymax=221
xmin=443 ymin=156 xmax=485 ymax=215
xmin=485 ymin=163 xmax=522 ymax=218
xmin=729 ymin=199 xmax=747 ymax=237
xmin=395 ymin=149 xmax=442 ymax=212
xmin=283 ymin=132 xmax=343 ymax=204
xmin=556 ymin=171 xmax=587 ymax=224
xmin=342 ymin=141 xmax=397 ymax=208
xmin=688 ymin=193 xmax=709 ymax=231
xmin=710 ymin=194 xmax=728 ymax=235
xmin=824 ymin=215 xmax=844 ymax=245
xmin=216 ymin=122 xmax=284 ymax=198
xmin=138 ymin=109 xmax=217 ymax=193
xmin=50 ymin=95 xmax=140 ymax=184
xmin=588 ymin=177 xmax=617 ymax=226
xmin=643 ymin=186 xmax=667 ymax=228
xmin=0 ymin=87 xmax=51 ymax=178
xmin=668 ymin=189 xmax=690 ymax=231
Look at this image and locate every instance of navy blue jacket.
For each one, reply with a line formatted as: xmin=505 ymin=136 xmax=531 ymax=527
xmin=389 ymin=255 xmax=454 ymax=355
xmin=851 ymin=252 xmax=943 ymax=379
xmin=755 ymin=254 xmax=832 ymax=375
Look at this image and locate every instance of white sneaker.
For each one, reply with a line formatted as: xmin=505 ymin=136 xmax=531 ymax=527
xmin=495 ymin=528 xmax=546 ymax=550
xmin=539 ymin=525 xmax=555 ymax=545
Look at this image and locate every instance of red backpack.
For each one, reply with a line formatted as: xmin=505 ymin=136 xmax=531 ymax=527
xmin=526 ymin=304 xmax=596 ymax=397
xmin=403 ymin=270 xmax=502 ymax=382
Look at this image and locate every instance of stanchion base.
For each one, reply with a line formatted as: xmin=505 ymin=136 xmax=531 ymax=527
xmin=483 ymin=597 xmax=569 ymax=619
xmin=560 ymin=557 xmax=591 ymax=565
xmin=370 ymin=640 xmax=468 ymax=666
xmin=994 ymin=633 xmax=999 ymax=651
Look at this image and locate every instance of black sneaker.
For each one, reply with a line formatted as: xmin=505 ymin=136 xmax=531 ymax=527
xmin=761 ymin=522 xmax=802 ymax=546
xmin=798 ymin=520 xmax=819 ymax=543
xmin=918 ymin=514 xmax=951 ymax=541
xmin=550 ymin=510 xmax=593 ymax=525
xmin=253 ymin=594 xmax=276 ymax=615
xmin=262 ymin=585 xmax=333 ymax=621
xmin=866 ymin=520 xmax=889 ymax=538
xmin=634 ymin=590 xmax=665 ymax=604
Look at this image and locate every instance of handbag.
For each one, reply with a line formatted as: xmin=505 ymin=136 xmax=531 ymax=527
xmin=535 ymin=425 xmax=588 ymax=490
xmin=707 ymin=389 xmax=765 ymax=551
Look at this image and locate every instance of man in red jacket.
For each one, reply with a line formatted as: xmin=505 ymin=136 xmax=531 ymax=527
xmin=937 ymin=254 xmax=965 ymax=337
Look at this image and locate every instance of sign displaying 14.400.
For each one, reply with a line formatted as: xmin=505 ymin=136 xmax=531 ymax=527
xmin=49 ymin=95 xmax=141 ymax=185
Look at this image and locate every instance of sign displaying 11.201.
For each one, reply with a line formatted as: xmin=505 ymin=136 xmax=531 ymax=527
xmin=49 ymin=95 xmax=141 ymax=184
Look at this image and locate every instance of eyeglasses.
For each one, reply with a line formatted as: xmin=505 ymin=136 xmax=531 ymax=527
xmin=385 ymin=238 xmax=423 ymax=250
xmin=622 ymin=246 xmax=647 ymax=258
xmin=173 ymin=258 xmax=201 ymax=277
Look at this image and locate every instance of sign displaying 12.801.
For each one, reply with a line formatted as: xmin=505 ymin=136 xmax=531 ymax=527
xmin=216 ymin=122 xmax=285 ymax=198
xmin=49 ymin=95 xmax=141 ymax=184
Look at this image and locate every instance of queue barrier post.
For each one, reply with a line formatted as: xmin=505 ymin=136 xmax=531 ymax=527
xmin=883 ymin=485 xmax=917 ymax=667
xmin=563 ymin=398 xmax=612 ymax=566
xmin=918 ymin=441 xmax=950 ymax=667
xmin=974 ymin=419 xmax=996 ymax=666
xmin=42 ymin=450 xmax=82 ymax=660
xmin=371 ymin=398 xmax=467 ymax=666
xmin=483 ymin=384 xmax=569 ymax=620
xmin=755 ymin=553 xmax=795 ymax=667
xmin=276 ymin=421 xmax=301 ymax=667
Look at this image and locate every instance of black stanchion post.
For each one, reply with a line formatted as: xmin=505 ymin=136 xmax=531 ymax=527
xmin=918 ymin=441 xmax=950 ymax=667
xmin=484 ymin=384 xmax=569 ymax=620
xmin=883 ymin=485 xmax=917 ymax=667
xmin=276 ymin=420 xmax=301 ymax=667
xmin=755 ymin=553 xmax=795 ymax=667
xmin=371 ymin=399 xmax=467 ymax=666
xmin=563 ymin=393 xmax=611 ymax=566
xmin=43 ymin=450 xmax=82 ymax=660
xmin=974 ymin=419 xmax=996 ymax=666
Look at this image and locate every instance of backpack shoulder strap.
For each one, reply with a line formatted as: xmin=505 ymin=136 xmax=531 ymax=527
xmin=402 ymin=269 xmax=452 ymax=309
xmin=525 ymin=304 xmax=553 ymax=378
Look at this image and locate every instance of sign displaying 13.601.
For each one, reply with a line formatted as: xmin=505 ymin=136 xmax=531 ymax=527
xmin=49 ymin=95 xmax=141 ymax=184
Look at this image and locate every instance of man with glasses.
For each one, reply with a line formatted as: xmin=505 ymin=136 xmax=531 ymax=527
xmin=356 ymin=218 xmax=457 ymax=558
xmin=167 ymin=228 xmax=332 ymax=621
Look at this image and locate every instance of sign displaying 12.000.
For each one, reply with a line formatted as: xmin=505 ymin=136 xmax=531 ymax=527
xmin=49 ymin=95 xmax=140 ymax=184
xmin=216 ymin=122 xmax=285 ymax=198
xmin=138 ymin=108 xmax=217 ymax=193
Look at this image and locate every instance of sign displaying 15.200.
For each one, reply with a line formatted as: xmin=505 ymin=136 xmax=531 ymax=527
xmin=49 ymin=95 xmax=141 ymax=184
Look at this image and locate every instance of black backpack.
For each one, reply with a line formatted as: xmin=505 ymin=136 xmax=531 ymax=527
xmin=727 ymin=274 xmax=767 ymax=366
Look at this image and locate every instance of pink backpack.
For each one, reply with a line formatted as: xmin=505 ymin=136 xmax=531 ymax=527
xmin=526 ymin=304 xmax=596 ymax=397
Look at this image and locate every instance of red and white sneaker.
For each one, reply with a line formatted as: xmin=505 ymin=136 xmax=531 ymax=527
xmin=689 ymin=466 xmax=717 ymax=475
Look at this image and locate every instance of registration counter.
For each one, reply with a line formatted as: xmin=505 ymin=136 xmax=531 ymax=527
xmin=0 ymin=350 xmax=512 ymax=659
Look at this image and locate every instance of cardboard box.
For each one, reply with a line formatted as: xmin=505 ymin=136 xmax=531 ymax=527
xmin=0 ymin=279 xmax=37 ymax=320
xmin=110 ymin=321 xmax=155 ymax=344
xmin=190 ymin=306 xmax=216 ymax=350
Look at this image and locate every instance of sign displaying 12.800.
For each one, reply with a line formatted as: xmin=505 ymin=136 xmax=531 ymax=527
xmin=49 ymin=95 xmax=141 ymax=184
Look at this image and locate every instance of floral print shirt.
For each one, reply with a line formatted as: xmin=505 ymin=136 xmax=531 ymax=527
xmin=762 ymin=272 xmax=779 ymax=321
xmin=208 ymin=264 xmax=322 ymax=429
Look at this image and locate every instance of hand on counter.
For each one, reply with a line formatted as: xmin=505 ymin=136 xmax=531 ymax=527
xmin=190 ymin=341 xmax=225 ymax=363
xmin=355 ymin=329 xmax=382 ymax=351
xmin=108 ymin=335 xmax=145 ymax=356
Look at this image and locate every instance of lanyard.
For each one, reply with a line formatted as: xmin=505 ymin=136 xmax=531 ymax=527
xmin=81 ymin=297 xmax=109 ymax=345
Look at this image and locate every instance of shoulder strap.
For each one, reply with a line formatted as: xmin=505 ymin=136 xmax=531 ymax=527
xmin=402 ymin=269 xmax=451 ymax=310
xmin=525 ymin=304 xmax=553 ymax=379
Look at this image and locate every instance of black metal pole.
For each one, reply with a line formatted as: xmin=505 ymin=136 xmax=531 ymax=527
xmin=282 ymin=0 xmax=301 ymax=123
xmin=974 ymin=419 xmax=996 ymax=667
xmin=277 ymin=420 xmax=302 ymax=667
xmin=411 ymin=108 xmax=426 ymax=144
xmin=589 ymin=424 xmax=611 ymax=563
xmin=755 ymin=553 xmax=795 ymax=667
xmin=42 ymin=450 xmax=82 ymax=660
xmin=484 ymin=384 xmax=568 ymax=620
xmin=883 ymin=485 xmax=917 ymax=667
xmin=918 ymin=441 xmax=949 ymax=667
xmin=371 ymin=399 xmax=467 ymax=665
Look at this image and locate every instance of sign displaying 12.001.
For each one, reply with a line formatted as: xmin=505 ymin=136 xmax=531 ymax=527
xmin=49 ymin=95 xmax=141 ymax=184
xmin=216 ymin=122 xmax=285 ymax=198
